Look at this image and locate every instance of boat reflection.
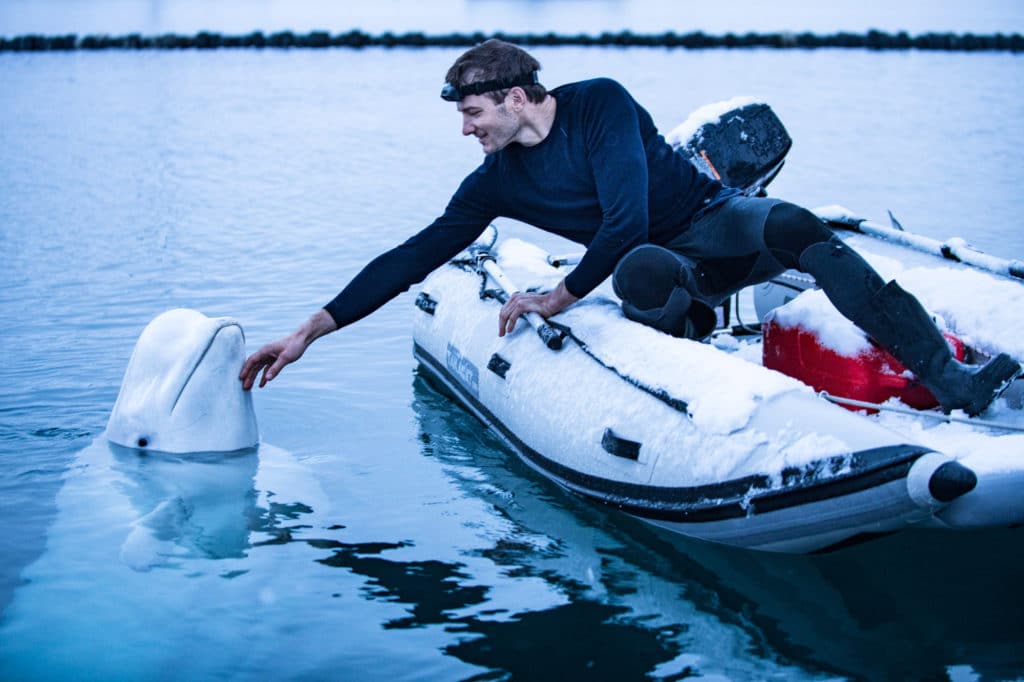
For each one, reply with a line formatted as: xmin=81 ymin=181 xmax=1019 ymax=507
xmin=409 ymin=371 xmax=1024 ymax=681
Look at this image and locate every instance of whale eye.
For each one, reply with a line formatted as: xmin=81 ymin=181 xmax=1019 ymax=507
xmin=137 ymin=437 xmax=149 ymax=448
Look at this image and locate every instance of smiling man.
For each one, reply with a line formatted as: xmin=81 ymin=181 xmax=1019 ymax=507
xmin=241 ymin=39 xmax=1019 ymax=416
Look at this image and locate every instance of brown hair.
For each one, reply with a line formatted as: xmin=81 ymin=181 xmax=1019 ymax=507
xmin=445 ymin=39 xmax=547 ymax=104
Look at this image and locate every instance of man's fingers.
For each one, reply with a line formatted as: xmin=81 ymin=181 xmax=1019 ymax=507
xmin=240 ymin=347 xmax=277 ymax=390
xmin=499 ymin=298 xmax=519 ymax=336
xmin=239 ymin=355 xmax=257 ymax=381
xmin=240 ymin=355 xmax=264 ymax=391
xmin=258 ymin=359 xmax=279 ymax=388
xmin=258 ymin=353 xmax=292 ymax=388
xmin=258 ymin=363 xmax=275 ymax=388
xmin=498 ymin=306 xmax=508 ymax=336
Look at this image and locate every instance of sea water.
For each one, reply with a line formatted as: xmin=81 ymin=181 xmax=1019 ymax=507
xmin=2 ymin=22 xmax=1024 ymax=682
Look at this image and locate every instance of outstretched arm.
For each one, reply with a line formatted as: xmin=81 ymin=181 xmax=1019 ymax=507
xmin=240 ymin=309 xmax=337 ymax=390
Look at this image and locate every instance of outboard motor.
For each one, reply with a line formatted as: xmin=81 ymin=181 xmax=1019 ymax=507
xmin=670 ymin=98 xmax=792 ymax=197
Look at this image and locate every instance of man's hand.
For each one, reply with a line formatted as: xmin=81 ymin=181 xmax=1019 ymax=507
xmin=240 ymin=309 xmax=337 ymax=390
xmin=498 ymin=279 xmax=579 ymax=337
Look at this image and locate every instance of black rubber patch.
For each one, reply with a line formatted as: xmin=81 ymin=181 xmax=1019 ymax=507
xmin=602 ymin=428 xmax=641 ymax=461
xmin=415 ymin=292 xmax=437 ymax=315
xmin=487 ymin=354 xmax=511 ymax=379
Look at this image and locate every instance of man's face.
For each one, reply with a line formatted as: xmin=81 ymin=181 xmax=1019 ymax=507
xmin=457 ymin=93 xmax=521 ymax=155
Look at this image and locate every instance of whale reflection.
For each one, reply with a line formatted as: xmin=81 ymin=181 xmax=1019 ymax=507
xmin=106 ymin=443 xmax=259 ymax=569
xmin=0 ymin=437 xmax=331 ymax=680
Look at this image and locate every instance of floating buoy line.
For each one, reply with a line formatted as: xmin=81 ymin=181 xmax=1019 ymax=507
xmin=1 ymin=29 xmax=1022 ymax=52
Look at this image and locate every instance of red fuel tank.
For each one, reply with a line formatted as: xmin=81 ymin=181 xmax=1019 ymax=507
xmin=762 ymin=314 xmax=965 ymax=413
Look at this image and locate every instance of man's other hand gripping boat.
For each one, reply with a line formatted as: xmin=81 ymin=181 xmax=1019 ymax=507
xmin=412 ymin=101 xmax=1024 ymax=554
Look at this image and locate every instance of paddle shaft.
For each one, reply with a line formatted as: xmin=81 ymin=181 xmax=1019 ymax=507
xmin=823 ymin=215 xmax=1024 ymax=282
xmin=478 ymin=256 xmax=565 ymax=350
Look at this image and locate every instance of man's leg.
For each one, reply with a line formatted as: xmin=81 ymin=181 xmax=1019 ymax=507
xmin=612 ymin=246 xmax=718 ymax=340
xmin=616 ymin=195 xmax=1019 ymax=415
xmin=614 ymin=196 xmax=787 ymax=340
xmin=765 ymin=202 xmax=1020 ymax=416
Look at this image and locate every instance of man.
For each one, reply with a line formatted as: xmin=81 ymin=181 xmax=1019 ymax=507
xmin=241 ymin=39 xmax=1019 ymax=416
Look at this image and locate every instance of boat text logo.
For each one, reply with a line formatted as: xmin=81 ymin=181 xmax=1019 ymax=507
xmin=446 ymin=343 xmax=479 ymax=398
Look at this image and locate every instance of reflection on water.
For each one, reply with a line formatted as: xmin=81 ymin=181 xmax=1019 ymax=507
xmin=0 ymin=439 xmax=335 ymax=679
xmin=407 ymin=374 xmax=824 ymax=680
xmin=408 ymin=372 xmax=1024 ymax=681
xmin=316 ymin=540 xmax=488 ymax=630
xmin=107 ymin=444 xmax=258 ymax=568
xmin=446 ymin=601 xmax=686 ymax=681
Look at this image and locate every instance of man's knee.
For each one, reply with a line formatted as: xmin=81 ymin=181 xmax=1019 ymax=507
xmin=612 ymin=245 xmax=716 ymax=340
xmin=612 ymin=245 xmax=684 ymax=308
xmin=764 ymin=202 xmax=834 ymax=270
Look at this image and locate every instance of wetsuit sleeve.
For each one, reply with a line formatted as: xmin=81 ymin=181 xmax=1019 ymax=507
xmin=323 ymin=173 xmax=496 ymax=329
xmin=563 ymin=79 xmax=649 ymax=298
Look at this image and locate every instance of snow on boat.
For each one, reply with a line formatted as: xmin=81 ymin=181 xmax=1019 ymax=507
xmin=412 ymin=101 xmax=1024 ymax=554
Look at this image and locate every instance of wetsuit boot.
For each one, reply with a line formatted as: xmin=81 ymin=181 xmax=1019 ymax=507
xmin=798 ymin=237 xmax=1021 ymax=416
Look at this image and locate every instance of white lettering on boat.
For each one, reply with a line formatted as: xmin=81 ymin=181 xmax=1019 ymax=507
xmin=446 ymin=343 xmax=479 ymax=398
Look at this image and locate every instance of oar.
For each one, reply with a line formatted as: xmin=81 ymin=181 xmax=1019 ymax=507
xmin=547 ymin=252 xmax=583 ymax=268
xmin=814 ymin=205 xmax=1024 ymax=282
xmin=469 ymin=247 xmax=566 ymax=351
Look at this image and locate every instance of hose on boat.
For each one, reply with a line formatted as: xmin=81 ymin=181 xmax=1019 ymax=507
xmin=819 ymin=392 xmax=1024 ymax=433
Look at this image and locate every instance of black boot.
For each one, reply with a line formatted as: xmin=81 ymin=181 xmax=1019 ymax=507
xmin=858 ymin=281 xmax=1020 ymax=416
xmin=799 ymin=237 xmax=1021 ymax=416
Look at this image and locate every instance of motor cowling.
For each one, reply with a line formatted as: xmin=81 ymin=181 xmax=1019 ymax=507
xmin=670 ymin=99 xmax=792 ymax=196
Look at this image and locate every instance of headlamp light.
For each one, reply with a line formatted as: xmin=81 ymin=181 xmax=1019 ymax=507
xmin=440 ymin=71 xmax=539 ymax=102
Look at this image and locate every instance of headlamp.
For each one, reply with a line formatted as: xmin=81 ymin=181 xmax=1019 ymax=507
xmin=440 ymin=71 xmax=539 ymax=102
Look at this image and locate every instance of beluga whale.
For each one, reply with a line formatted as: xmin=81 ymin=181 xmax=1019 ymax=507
xmin=107 ymin=308 xmax=259 ymax=452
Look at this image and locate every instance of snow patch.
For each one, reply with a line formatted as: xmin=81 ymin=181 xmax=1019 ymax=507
xmin=666 ymin=96 xmax=761 ymax=148
xmin=770 ymin=289 xmax=872 ymax=357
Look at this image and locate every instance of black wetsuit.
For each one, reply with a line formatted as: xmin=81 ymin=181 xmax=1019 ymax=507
xmin=324 ymin=78 xmax=727 ymax=328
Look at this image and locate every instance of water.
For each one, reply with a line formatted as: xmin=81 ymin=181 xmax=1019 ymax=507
xmin=2 ymin=29 xmax=1024 ymax=682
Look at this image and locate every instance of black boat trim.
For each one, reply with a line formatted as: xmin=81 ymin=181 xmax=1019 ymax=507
xmin=414 ymin=342 xmax=931 ymax=523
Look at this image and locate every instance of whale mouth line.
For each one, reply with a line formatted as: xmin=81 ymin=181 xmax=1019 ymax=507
xmin=169 ymin=320 xmax=243 ymax=414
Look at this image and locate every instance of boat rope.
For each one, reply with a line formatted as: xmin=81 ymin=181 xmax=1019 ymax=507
xmin=446 ymin=253 xmax=692 ymax=416
xmin=556 ymin=322 xmax=691 ymax=414
xmin=819 ymin=391 xmax=1024 ymax=433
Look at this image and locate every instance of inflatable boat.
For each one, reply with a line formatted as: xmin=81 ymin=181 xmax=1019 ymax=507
xmin=412 ymin=101 xmax=1024 ymax=553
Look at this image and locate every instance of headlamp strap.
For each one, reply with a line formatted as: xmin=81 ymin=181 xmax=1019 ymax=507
xmin=441 ymin=71 xmax=539 ymax=101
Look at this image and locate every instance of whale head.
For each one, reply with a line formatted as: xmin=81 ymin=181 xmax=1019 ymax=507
xmin=107 ymin=309 xmax=259 ymax=453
